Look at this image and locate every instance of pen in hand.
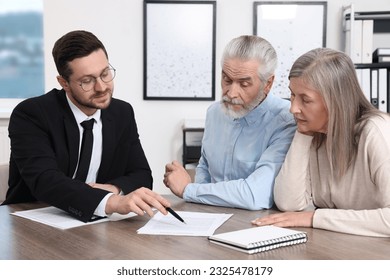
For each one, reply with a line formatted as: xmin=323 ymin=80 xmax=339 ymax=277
xmin=166 ymin=207 xmax=186 ymax=224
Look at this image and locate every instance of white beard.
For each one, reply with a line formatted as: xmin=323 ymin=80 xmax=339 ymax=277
xmin=220 ymin=91 xmax=266 ymax=119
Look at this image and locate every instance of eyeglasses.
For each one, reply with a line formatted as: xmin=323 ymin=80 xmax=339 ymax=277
xmin=76 ymin=65 xmax=116 ymax=92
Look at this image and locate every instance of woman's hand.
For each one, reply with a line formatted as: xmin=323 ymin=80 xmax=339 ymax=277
xmin=251 ymin=211 xmax=314 ymax=228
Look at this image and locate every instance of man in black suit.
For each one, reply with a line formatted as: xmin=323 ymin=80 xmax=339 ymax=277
xmin=3 ymin=30 xmax=170 ymax=222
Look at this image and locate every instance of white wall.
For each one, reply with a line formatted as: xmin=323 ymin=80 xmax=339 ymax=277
xmin=1 ymin=0 xmax=389 ymax=194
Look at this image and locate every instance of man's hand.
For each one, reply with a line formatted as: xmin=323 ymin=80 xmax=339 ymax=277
xmin=251 ymin=211 xmax=314 ymax=228
xmin=163 ymin=160 xmax=191 ymax=198
xmin=105 ymin=187 xmax=171 ymax=217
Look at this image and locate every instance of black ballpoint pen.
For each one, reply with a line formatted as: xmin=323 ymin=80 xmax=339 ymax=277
xmin=166 ymin=207 xmax=186 ymax=224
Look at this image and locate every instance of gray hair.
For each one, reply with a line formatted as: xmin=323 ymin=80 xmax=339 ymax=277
xmin=221 ymin=35 xmax=277 ymax=83
xmin=289 ymin=48 xmax=378 ymax=178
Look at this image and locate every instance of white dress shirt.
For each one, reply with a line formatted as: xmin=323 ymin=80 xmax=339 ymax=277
xmin=66 ymin=94 xmax=112 ymax=217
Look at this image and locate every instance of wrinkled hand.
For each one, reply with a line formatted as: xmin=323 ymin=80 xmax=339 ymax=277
xmin=163 ymin=160 xmax=191 ymax=198
xmin=251 ymin=211 xmax=314 ymax=228
xmin=105 ymin=187 xmax=170 ymax=217
xmin=89 ymin=183 xmax=121 ymax=194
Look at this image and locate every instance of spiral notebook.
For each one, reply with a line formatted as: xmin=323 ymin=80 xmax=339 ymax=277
xmin=208 ymin=225 xmax=307 ymax=254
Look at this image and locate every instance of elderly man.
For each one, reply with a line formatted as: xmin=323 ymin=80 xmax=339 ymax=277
xmin=164 ymin=35 xmax=296 ymax=210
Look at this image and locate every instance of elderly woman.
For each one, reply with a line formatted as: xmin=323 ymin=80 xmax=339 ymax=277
xmin=252 ymin=48 xmax=390 ymax=237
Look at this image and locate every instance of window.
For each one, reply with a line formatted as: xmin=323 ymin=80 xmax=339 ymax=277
xmin=0 ymin=0 xmax=44 ymax=113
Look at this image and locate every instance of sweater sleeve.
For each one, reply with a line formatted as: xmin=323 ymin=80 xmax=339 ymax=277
xmin=274 ymin=131 xmax=314 ymax=211
xmin=314 ymin=208 xmax=390 ymax=237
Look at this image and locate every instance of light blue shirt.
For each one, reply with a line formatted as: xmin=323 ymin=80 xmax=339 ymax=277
xmin=183 ymin=93 xmax=296 ymax=210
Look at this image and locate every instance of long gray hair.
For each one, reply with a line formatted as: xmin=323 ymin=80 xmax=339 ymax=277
xmin=289 ymin=48 xmax=379 ymax=178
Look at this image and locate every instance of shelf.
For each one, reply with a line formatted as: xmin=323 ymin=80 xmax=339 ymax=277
xmin=345 ymin=11 xmax=390 ymax=33
xmin=355 ymin=62 xmax=390 ymax=69
xmin=343 ymin=5 xmax=390 ymax=114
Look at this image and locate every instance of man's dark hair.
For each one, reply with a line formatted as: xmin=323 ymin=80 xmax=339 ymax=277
xmin=52 ymin=30 xmax=108 ymax=81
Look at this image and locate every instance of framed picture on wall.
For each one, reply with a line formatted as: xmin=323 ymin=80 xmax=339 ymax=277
xmin=144 ymin=0 xmax=216 ymax=100
xmin=254 ymin=1 xmax=327 ymax=98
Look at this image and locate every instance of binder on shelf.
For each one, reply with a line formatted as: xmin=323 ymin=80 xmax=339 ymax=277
xmin=373 ymin=48 xmax=390 ymax=57
xmin=373 ymin=48 xmax=390 ymax=63
xmin=355 ymin=68 xmax=362 ymax=86
xmin=378 ymin=68 xmax=388 ymax=112
xmin=208 ymin=226 xmax=307 ymax=254
xmin=360 ymin=68 xmax=371 ymax=103
xmin=345 ymin=19 xmax=363 ymax=64
xmin=374 ymin=56 xmax=390 ymax=63
xmin=361 ymin=20 xmax=373 ymax=63
xmin=371 ymin=69 xmax=378 ymax=108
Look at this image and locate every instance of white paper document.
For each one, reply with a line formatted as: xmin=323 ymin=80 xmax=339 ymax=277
xmin=137 ymin=211 xmax=233 ymax=236
xmin=11 ymin=206 xmax=137 ymax=230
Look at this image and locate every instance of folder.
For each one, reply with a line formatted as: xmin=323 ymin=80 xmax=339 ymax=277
xmin=360 ymin=68 xmax=371 ymax=103
xmin=373 ymin=48 xmax=390 ymax=63
xmin=361 ymin=20 xmax=373 ymax=63
xmin=373 ymin=48 xmax=390 ymax=57
xmin=345 ymin=19 xmax=363 ymax=64
xmin=378 ymin=68 xmax=388 ymax=112
xmin=371 ymin=69 xmax=378 ymax=108
xmin=355 ymin=68 xmax=362 ymax=86
xmin=375 ymin=56 xmax=390 ymax=63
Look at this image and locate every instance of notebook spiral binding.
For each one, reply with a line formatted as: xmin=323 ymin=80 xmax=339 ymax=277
xmin=249 ymin=233 xmax=307 ymax=253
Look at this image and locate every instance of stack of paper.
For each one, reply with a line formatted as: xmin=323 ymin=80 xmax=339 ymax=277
xmin=137 ymin=211 xmax=232 ymax=236
xmin=11 ymin=206 xmax=137 ymax=230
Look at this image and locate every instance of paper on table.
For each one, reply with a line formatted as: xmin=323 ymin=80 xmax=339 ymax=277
xmin=11 ymin=206 xmax=137 ymax=230
xmin=137 ymin=211 xmax=233 ymax=236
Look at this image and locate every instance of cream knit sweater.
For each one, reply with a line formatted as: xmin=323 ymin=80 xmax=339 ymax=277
xmin=274 ymin=114 xmax=390 ymax=237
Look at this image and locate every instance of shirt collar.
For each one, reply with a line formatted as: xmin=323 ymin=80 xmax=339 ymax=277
xmin=235 ymin=94 xmax=273 ymax=126
xmin=65 ymin=94 xmax=101 ymax=124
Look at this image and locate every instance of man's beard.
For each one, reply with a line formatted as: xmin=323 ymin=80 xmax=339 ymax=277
xmin=221 ymin=90 xmax=266 ymax=119
xmin=71 ymin=89 xmax=113 ymax=110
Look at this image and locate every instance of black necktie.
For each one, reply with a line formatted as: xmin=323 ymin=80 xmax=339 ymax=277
xmin=75 ymin=118 xmax=94 ymax=182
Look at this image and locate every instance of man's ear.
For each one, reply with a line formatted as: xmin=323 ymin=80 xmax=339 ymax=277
xmin=264 ymin=75 xmax=275 ymax=95
xmin=56 ymin=75 xmax=70 ymax=91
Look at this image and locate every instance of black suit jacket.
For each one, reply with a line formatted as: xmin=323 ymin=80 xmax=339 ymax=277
xmin=3 ymin=89 xmax=153 ymax=222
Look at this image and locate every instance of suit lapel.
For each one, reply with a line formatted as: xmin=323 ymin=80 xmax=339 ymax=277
xmin=64 ymin=117 xmax=80 ymax=177
xmin=58 ymin=91 xmax=80 ymax=176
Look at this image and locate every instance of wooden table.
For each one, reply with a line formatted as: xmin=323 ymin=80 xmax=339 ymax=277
xmin=1 ymin=196 xmax=389 ymax=260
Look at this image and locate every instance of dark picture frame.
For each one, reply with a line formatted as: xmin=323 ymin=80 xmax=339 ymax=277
xmin=253 ymin=1 xmax=327 ymax=98
xmin=143 ymin=0 xmax=216 ymax=100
